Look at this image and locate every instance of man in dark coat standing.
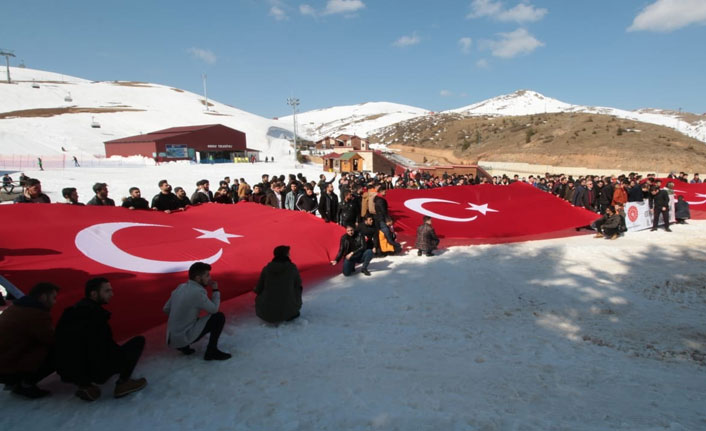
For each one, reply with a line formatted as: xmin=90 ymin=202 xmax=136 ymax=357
xmin=254 ymin=246 xmax=303 ymax=324
xmin=318 ymin=183 xmax=339 ymax=223
xmin=0 ymin=283 xmax=59 ymax=399
xmin=55 ymin=277 xmax=147 ymax=401
xmin=649 ymin=186 xmax=672 ymax=232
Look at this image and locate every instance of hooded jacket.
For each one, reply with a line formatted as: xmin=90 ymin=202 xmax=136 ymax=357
xmin=254 ymin=256 xmax=303 ymax=323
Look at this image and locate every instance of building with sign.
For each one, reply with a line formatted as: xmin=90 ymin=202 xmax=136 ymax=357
xmin=104 ymin=124 xmax=258 ymax=163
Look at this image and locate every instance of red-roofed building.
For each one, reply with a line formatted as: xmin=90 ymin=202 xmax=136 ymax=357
xmin=104 ymin=124 xmax=258 ymax=163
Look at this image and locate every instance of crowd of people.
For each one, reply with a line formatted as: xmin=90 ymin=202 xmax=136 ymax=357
xmin=0 ymin=251 xmax=306 ymax=401
xmin=1 ymin=166 xmax=700 ymax=400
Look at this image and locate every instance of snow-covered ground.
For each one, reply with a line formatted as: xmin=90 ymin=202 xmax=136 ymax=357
xmin=1 ymin=161 xmax=705 ymax=430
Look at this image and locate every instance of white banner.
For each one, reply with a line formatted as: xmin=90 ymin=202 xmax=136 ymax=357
xmin=625 ymin=196 xmax=676 ymax=232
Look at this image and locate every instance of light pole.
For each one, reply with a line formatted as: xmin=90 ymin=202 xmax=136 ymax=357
xmin=0 ymin=49 xmax=16 ymax=83
xmin=202 ymin=73 xmax=210 ymax=111
xmin=286 ymin=97 xmax=300 ymax=162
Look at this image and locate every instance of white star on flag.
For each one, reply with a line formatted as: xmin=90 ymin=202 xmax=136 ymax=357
xmin=193 ymin=227 xmax=242 ymax=244
xmin=466 ymin=203 xmax=499 ymax=216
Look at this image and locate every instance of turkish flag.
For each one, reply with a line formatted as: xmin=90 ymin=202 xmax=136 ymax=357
xmin=656 ymin=178 xmax=706 ymax=219
xmin=385 ymin=182 xmax=601 ymax=245
xmin=0 ymin=203 xmax=343 ymax=339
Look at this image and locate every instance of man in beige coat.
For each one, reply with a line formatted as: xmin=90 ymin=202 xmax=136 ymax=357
xmin=163 ymin=262 xmax=231 ymax=361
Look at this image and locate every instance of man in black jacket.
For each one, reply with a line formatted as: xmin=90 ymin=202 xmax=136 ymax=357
xmin=13 ymin=178 xmax=51 ymax=204
xmin=121 ymin=187 xmax=150 ymax=210
xmin=191 ymin=179 xmax=213 ymax=205
xmin=86 ymin=182 xmax=115 ymax=206
xmin=649 ymin=186 xmax=672 ymax=232
xmin=151 ymin=179 xmax=182 ymax=213
xmin=55 ymin=278 xmax=147 ymax=402
xmin=296 ymin=185 xmax=318 ymax=214
xmin=373 ymin=188 xmax=390 ymax=228
xmin=318 ymin=183 xmax=339 ymax=223
xmin=358 ymin=214 xmax=381 ymax=257
xmin=339 ymin=191 xmax=358 ymax=227
xmin=331 ymin=225 xmax=374 ymax=276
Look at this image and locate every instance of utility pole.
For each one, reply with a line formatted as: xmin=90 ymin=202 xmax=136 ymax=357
xmin=287 ymin=97 xmax=300 ymax=162
xmin=202 ymin=73 xmax=209 ymax=111
xmin=0 ymin=49 xmax=16 ymax=83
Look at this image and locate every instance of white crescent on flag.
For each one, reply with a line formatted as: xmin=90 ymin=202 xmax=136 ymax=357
xmin=75 ymin=222 xmax=230 ymax=274
xmin=403 ymin=198 xmax=479 ymax=222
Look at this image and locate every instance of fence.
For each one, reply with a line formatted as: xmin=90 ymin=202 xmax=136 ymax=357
xmin=0 ymin=154 xmax=156 ymax=171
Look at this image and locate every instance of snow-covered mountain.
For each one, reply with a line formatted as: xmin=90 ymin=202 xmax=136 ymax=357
xmin=448 ymin=90 xmax=706 ymax=143
xmin=0 ymin=67 xmax=295 ymax=157
xmin=2 ymin=67 xmax=704 ymax=160
xmin=281 ymin=102 xmax=430 ymax=141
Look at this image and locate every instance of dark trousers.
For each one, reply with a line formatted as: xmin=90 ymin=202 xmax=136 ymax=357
xmin=115 ymin=336 xmax=145 ymax=383
xmin=653 ymin=208 xmax=670 ymax=229
xmin=603 ymin=227 xmax=620 ymax=237
xmin=343 ymin=249 xmax=374 ymax=276
xmin=191 ymin=312 xmax=225 ymax=351
xmin=592 ymin=218 xmax=606 ymax=233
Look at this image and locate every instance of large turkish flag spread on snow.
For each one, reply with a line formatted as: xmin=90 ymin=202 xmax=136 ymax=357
xmin=657 ymin=178 xmax=706 ymax=219
xmin=0 ymin=203 xmax=343 ymax=339
xmin=385 ymin=182 xmax=601 ymax=245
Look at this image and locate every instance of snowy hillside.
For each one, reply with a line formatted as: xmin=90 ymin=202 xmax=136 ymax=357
xmin=448 ymin=90 xmax=706 ymax=143
xmin=0 ymin=67 xmax=295 ymax=158
xmin=281 ymin=102 xmax=430 ymax=141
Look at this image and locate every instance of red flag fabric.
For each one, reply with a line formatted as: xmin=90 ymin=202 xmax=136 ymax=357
xmin=656 ymin=178 xmax=706 ymax=219
xmin=0 ymin=203 xmax=343 ymax=340
xmin=385 ymin=182 xmax=601 ymax=245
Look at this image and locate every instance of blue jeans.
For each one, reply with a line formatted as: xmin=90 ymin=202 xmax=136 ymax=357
xmin=343 ymin=249 xmax=373 ymax=276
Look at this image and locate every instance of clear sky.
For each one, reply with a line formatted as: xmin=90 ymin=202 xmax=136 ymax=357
xmin=3 ymin=0 xmax=706 ymax=118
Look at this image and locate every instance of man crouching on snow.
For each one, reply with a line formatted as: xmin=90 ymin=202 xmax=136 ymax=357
xmin=163 ymin=262 xmax=231 ymax=361
xmin=415 ymin=216 xmax=440 ymax=256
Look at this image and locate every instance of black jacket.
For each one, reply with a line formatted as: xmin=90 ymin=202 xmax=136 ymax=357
xmin=254 ymin=256 xmax=303 ymax=323
xmin=152 ymin=192 xmax=182 ymax=211
xmin=191 ymin=190 xmax=212 ymax=205
xmin=122 ymin=196 xmax=149 ymax=210
xmin=13 ymin=193 xmax=51 ymax=204
xmin=358 ymin=223 xmax=381 ymax=251
xmin=55 ymin=298 xmax=121 ymax=386
xmin=652 ymin=190 xmax=670 ymax=210
xmin=296 ymin=193 xmax=318 ymax=213
xmin=318 ymin=192 xmax=339 ymax=222
xmin=627 ymin=185 xmax=644 ymax=202
xmin=373 ymin=195 xmax=389 ymax=222
xmin=86 ymin=196 xmax=115 ymax=206
xmin=334 ymin=232 xmax=366 ymax=263
xmin=339 ymin=199 xmax=358 ymax=226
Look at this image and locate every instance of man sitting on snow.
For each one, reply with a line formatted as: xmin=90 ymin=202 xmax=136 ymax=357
xmin=55 ymin=278 xmax=147 ymax=401
xmin=0 ymin=282 xmax=59 ymax=399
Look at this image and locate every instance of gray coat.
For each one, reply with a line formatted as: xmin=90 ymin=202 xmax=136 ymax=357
xmin=163 ymin=280 xmax=220 ymax=348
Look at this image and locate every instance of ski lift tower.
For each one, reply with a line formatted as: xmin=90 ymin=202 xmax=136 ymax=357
xmin=0 ymin=49 xmax=16 ymax=83
xmin=286 ymin=97 xmax=300 ymax=162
